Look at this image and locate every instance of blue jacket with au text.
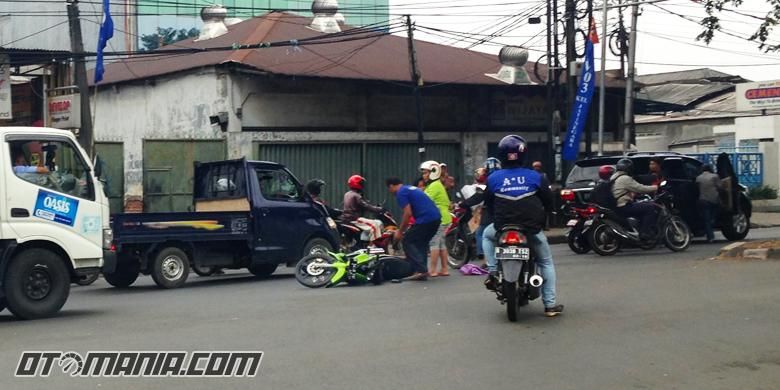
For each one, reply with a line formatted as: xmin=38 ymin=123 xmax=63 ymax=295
xmin=485 ymin=167 xmax=553 ymax=233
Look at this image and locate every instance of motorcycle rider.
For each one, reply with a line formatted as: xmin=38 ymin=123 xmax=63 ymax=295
xmin=611 ymin=158 xmax=659 ymax=240
xmin=306 ymin=178 xmax=339 ymax=218
xmin=481 ymin=135 xmax=564 ymax=317
xmin=342 ymin=175 xmax=385 ymax=242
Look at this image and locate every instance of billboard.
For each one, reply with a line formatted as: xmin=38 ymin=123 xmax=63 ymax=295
xmin=736 ymin=79 xmax=780 ymax=112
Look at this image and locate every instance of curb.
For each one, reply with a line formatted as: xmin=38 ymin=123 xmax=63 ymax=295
xmin=716 ymin=240 xmax=780 ymax=260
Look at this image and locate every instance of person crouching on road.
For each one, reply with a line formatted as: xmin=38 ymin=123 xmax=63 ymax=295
xmin=386 ymin=177 xmax=441 ymax=281
xmin=420 ymin=161 xmax=453 ymax=277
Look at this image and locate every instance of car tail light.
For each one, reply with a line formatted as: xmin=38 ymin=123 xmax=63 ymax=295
xmin=586 ymin=206 xmax=597 ymax=215
xmin=560 ymin=189 xmax=575 ymax=202
xmin=500 ymin=231 xmax=525 ymax=245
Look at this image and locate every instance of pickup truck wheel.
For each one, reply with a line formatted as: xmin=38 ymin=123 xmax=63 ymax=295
xmin=249 ymin=263 xmax=278 ymax=278
xmin=104 ymin=261 xmax=139 ymax=288
xmin=75 ymin=271 xmax=100 ymax=286
xmin=151 ymin=248 xmax=190 ymax=289
xmin=303 ymin=238 xmax=333 ymax=258
xmin=3 ymin=248 xmax=70 ymax=320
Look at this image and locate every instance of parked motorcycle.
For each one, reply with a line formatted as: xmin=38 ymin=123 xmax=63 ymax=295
xmin=295 ymin=247 xmax=401 ymax=288
xmin=445 ymin=206 xmax=477 ymax=268
xmin=492 ymin=226 xmax=543 ymax=322
xmin=588 ymin=182 xmax=692 ymax=256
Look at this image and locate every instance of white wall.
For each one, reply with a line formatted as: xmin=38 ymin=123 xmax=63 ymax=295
xmin=759 ymin=142 xmax=779 ymax=190
xmin=734 ymin=115 xmax=780 ymax=144
xmin=93 ymin=69 xmax=227 ymax=198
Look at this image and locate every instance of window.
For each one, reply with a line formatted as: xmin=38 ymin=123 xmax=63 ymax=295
xmin=9 ymin=139 xmax=94 ymax=200
xmin=194 ymin=162 xmax=246 ymax=201
xmin=255 ymin=169 xmax=300 ymax=201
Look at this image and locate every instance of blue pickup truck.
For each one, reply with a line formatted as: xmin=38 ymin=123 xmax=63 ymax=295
xmin=102 ymin=159 xmax=339 ymax=289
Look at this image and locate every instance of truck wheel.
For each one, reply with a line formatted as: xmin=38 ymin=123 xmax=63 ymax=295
xmin=303 ymin=238 xmax=333 ymax=258
xmin=249 ymin=263 xmax=278 ymax=278
xmin=75 ymin=271 xmax=100 ymax=286
xmin=3 ymin=248 xmax=70 ymax=320
xmin=151 ymin=247 xmax=190 ymax=289
xmin=103 ymin=261 xmax=139 ymax=288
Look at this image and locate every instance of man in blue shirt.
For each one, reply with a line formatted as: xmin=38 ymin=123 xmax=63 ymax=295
xmin=386 ymin=177 xmax=441 ymax=281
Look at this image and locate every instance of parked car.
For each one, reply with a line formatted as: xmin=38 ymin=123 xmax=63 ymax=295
xmin=103 ymin=158 xmax=340 ymax=289
xmin=564 ymin=152 xmax=751 ymax=241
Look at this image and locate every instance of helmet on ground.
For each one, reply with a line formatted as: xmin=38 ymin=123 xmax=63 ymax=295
xmin=306 ymin=178 xmax=326 ymax=197
xmin=598 ymin=165 xmax=616 ymax=180
xmin=616 ymin=158 xmax=634 ymax=175
xmin=484 ymin=157 xmax=502 ymax=176
xmin=419 ymin=160 xmax=442 ymax=181
xmin=347 ymin=175 xmax=365 ymax=191
xmin=497 ymin=135 xmax=528 ymax=167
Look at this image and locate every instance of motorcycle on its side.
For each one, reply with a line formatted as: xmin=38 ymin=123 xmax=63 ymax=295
xmin=492 ymin=226 xmax=543 ymax=322
xmin=295 ymin=247 xmax=402 ymax=288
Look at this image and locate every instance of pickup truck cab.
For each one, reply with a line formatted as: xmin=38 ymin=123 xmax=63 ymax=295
xmin=0 ymin=127 xmax=113 ymax=319
xmin=105 ymin=158 xmax=339 ymax=289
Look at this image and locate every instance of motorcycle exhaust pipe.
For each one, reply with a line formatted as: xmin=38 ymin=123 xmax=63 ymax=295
xmin=529 ymin=274 xmax=544 ymax=288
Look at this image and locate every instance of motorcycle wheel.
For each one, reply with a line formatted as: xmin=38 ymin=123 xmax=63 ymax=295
xmin=588 ymin=223 xmax=621 ymax=256
xmin=295 ymin=254 xmax=338 ymax=288
xmin=503 ymin=281 xmax=518 ymax=322
xmin=663 ymin=216 xmax=691 ymax=252
xmin=567 ymin=230 xmax=591 ymax=254
xmin=445 ymin=230 xmax=470 ymax=269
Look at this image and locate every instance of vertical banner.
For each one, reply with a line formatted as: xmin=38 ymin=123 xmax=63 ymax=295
xmin=562 ymin=37 xmax=597 ymax=161
xmin=0 ymin=54 xmax=11 ymax=120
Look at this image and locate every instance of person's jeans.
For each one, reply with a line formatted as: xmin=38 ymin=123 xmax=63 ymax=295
xmin=482 ymin=223 xmax=558 ymax=308
xmin=403 ymin=220 xmax=441 ymax=274
xmin=475 ymin=224 xmax=486 ymax=257
xmin=617 ymin=202 xmax=657 ymax=237
xmin=698 ymin=200 xmax=719 ymax=241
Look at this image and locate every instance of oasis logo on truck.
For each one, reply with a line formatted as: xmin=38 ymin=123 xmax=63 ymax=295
xmin=33 ymin=189 xmax=79 ymax=227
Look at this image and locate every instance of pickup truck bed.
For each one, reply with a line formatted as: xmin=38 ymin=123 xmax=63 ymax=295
xmin=113 ymin=212 xmax=251 ymax=245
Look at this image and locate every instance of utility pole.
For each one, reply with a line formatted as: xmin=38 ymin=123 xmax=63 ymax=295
xmin=565 ymin=0 xmax=577 ymax=125
xmin=67 ymin=0 xmax=94 ymax=157
xmin=623 ymin=3 xmax=639 ymax=152
xmin=597 ymin=0 xmax=608 ymax=156
xmin=405 ymin=15 xmax=425 ymax=163
xmin=545 ymin=0 xmax=556 ymax=179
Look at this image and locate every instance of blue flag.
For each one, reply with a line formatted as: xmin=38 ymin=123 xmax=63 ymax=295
xmin=94 ymin=0 xmax=114 ymax=83
xmin=562 ymin=39 xmax=596 ymax=161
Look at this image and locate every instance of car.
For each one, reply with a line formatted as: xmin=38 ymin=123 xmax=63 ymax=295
xmin=564 ymin=151 xmax=752 ymax=241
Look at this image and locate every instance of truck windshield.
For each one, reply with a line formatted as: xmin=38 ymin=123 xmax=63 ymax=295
xmin=9 ymin=139 xmax=94 ymax=200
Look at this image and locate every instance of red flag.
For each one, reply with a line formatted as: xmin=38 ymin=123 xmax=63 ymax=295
xmin=589 ymin=17 xmax=600 ymax=44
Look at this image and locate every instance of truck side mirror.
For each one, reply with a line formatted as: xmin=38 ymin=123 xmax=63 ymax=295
xmin=94 ymin=155 xmax=103 ymax=179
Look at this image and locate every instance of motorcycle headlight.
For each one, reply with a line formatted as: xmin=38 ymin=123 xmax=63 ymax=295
xmin=326 ymin=217 xmax=337 ymax=230
xmin=102 ymin=228 xmax=114 ymax=250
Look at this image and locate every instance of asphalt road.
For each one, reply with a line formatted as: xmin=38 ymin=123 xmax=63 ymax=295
xmin=2 ymin=228 xmax=780 ymax=390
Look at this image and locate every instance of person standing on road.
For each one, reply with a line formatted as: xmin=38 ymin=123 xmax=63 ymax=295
xmin=387 ymin=177 xmax=441 ymax=281
xmin=459 ymin=158 xmax=501 ymax=268
xmin=482 ymin=136 xmax=564 ymax=317
xmin=421 ymin=161 xmax=453 ymax=277
xmin=696 ymin=164 xmax=722 ymax=243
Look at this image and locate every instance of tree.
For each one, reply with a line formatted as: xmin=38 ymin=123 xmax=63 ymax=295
xmin=698 ymin=0 xmax=780 ymax=52
xmin=140 ymin=27 xmax=200 ymax=51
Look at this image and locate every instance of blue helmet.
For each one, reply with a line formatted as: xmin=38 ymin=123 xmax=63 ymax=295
xmin=497 ymin=135 xmax=528 ymax=167
xmin=484 ymin=157 xmax=502 ymax=176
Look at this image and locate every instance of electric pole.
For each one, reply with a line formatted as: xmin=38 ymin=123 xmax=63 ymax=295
xmin=545 ymin=0 xmax=556 ymax=180
xmin=565 ymin=0 xmax=577 ymax=125
xmin=623 ymin=3 xmax=639 ymax=152
xmin=405 ymin=15 xmax=426 ymax=163
xmin=597 ymin=0 xmax=608 ymax=156
xmin=67 ymin=0 xmax=94 ymax=157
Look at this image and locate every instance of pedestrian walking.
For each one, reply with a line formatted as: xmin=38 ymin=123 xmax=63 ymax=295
xmin=696 ymin=164 xmax=721 ymax=243
xmin=386 ymin=177 xmax=441 ymax=281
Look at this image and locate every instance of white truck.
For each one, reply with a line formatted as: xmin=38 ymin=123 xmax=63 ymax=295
xmin=0 ymin=127 xmax=113 ymax=319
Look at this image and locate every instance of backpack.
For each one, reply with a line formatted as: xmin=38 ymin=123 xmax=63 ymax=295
xmin=590 ymin=178 xmax=617 ymax=209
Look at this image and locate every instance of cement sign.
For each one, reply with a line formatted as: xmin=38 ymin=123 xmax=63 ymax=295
xmin=736 ymin=80 xmax=780 ymax=112
xmin=0 ymin=55 xmax=11 ymax=120
xmin=48 ymin=94 xmax=81 ymax=129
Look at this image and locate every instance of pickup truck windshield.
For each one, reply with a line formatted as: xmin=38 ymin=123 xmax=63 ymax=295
xmin=255 ymin=168 xmax=301 ymax=201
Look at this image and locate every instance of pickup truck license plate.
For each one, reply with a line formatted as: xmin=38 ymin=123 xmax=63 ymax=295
xmin=496 ymin=246 xmax=530 ymax=260
xmin=566 ymin=219 xmax=578 ymax=227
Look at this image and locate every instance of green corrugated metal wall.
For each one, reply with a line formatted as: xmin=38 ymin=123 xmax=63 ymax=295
xmin=143 ymin=140 xmax=226 ymax=212
xmin=94 ymin=142 xmax=124 ymax=214
xmin=257 ymin=142 xmax=461 ymax=217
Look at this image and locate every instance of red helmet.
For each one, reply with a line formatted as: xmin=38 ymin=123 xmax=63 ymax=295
xmin=598 ymin=165 xmax=616 ymax=180
xmin=347 ymin=175 xmax=365 ymax=191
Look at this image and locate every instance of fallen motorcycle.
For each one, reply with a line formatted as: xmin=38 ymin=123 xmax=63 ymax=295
xmin=295 ymin=247 xmax=404 ymax=288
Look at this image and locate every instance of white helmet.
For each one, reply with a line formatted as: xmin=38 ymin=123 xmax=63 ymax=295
xmin=420 ymin=160 xmax=442 ymax=181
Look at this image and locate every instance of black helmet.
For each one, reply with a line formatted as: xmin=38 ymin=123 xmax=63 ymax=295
xmin=306 ymin=179 xmax=326 ymax=197
xmin=616 ymin=158 xmax=634 ymax=175
xmin=497 ymin=135 xmax=528 ymax=167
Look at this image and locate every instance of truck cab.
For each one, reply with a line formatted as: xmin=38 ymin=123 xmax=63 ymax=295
xmin=0 ymin=127 xmax=112 ymax=319
xmin=105 ymin=159 xmax=339 ymax=289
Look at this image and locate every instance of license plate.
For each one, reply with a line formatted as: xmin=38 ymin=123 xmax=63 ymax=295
xmin=496 ymin=246 xmax=530 ymax=260
xmin=566 ymin=219 xmax=578 ymax=227
xmin=584 ymin=219 xmax=594 ymax=226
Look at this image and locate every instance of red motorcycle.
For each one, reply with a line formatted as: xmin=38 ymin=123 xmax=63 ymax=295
xmin=445 ymin=206 xmax=477 ymax=268
xmin=560 ymin=189 xmax=598 ymax=254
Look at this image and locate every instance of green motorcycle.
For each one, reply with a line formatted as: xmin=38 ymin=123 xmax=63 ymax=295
xmin=295 ymin=248 xmax=402 ymax=288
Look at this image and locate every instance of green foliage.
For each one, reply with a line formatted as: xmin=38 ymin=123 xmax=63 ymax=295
xmin=748 ymin=185 xmax=778 ymax=200
xmin=698 ymin=0 xmax=780 ymax=52
xmin=140 ymin=27 xmax=200 ymax=51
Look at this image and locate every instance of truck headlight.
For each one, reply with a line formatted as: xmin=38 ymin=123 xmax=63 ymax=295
xmin=326 ymin=217 xmax=337 ymax=230
xmin=102 ymin=228 xmax=114 ymax=250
